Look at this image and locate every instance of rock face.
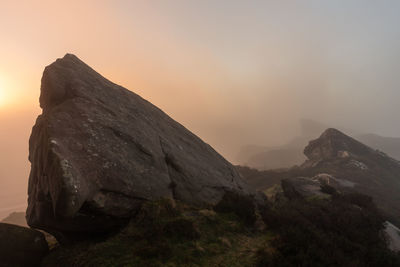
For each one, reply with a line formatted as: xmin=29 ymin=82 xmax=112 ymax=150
xmin=0 ymin=223 xmax=48 ymax=267
xmin=27 ymin=54 xmax=250 ymax=238
xmin=304 ymin=128 xmax=375 ymax=162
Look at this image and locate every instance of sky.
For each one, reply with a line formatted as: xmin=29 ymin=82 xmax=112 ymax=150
xmin=1 ymin=0 xmax=400 ymax=217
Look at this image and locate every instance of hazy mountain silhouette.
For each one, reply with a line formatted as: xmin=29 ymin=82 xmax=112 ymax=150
xmin=238 ymin=120 xmax=400 ymax=170
xmin=236 ymin=119 xmax=329 ymax=169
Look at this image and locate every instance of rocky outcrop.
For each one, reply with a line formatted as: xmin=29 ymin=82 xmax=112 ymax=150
xmin=303 ymin=128 xmax=375 ymax=162
xmin=281 ymin=172 xmax=359 ymax=200
xmin=302 ymin=129 xmax=400 ymax=225
xmin=384 ymin=221 xmax=400 ymax=252
xmin=281 ymin=177 xmax=331 ymax=200
xmin=0 ymin=223 xmax=48 ymax=267
xmin=27 ymin=54 xmax=251 ymax=239
xmin=241 ymin=128 xmax=400 ymax=226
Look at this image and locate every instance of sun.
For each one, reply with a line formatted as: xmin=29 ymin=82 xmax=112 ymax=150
xmin=0 ymin=75 xmax=9 ymax=108
xmin=0 ymin=78 xmax=4 ymax=107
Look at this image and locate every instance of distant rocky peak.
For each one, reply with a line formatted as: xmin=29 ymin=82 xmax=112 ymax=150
xmin=304 ymin=128 xmax=375 ymax=161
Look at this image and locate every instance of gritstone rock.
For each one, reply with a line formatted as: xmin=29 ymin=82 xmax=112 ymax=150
xmin=27 ymin=54 xmax=251 ymax=238
xmin=0 ymin=223 xmax=48 ymax=267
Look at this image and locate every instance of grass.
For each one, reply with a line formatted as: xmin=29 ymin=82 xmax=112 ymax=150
xmin=41 ymin=200 xmax=274 ymax=267
xmin=41 ymin=193 xmax=400 ymax=266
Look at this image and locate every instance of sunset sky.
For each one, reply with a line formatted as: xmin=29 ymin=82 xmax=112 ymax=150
xmin=1 ymin=1 xmax=400 ymax=217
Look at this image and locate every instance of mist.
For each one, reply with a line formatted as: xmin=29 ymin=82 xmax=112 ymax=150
xmin=2 ymin=0 xmax=400 ymax=219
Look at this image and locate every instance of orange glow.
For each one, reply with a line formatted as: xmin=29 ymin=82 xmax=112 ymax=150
xmin=0 ymin=75 xmax=10 ymax=108
xmin=0 ymin=78 xmax=4 ymax=107
xmin=0 ymin=75 xmax=16 ymax=108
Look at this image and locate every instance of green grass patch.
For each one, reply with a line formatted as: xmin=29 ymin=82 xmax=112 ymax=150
xmin=41 ymin=200 xmax=273 ymax=267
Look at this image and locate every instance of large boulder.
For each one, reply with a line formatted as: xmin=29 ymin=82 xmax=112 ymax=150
xmin=27 ymin=54 xmax=250 ymax=238
xmin=0 ymin=223 xmax=48 ymax=267
xmin=281 ymin=177 xmax=330 ymax=200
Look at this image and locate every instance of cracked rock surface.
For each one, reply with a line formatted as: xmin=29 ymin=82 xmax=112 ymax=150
xmin=27 ymin=54 xmax=250 ymax=238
